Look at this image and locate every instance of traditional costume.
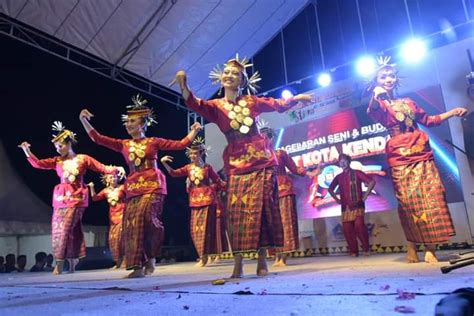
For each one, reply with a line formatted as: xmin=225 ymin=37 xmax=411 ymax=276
xmin=329 ymin=168 xmax=373 ymax=256
xmin=26 ymin=122 xmax=115 ymax=262
xmin=87 ymin=95 xmax=194 ymax=269
xmin=91 ymin=174 xmax=126 ymax=263
xmin=184 ymin=55 xmax=300 ymax=252
xmin=164 ymin=138 xmax=227 ymax=258
xmin=367 ymin=57 xmax=455 ymax=244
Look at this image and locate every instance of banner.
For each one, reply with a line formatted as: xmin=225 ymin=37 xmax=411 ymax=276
xmin=278 ymin=85 xmax=464 ymax=220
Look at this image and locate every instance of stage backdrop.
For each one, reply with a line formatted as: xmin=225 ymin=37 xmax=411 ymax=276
xmin=205 ymin=77 xmax=472 ymax=255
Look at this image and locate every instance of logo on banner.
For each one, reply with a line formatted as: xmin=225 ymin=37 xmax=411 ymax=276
xmin=287 ymin=79 xmax=356 ymax=123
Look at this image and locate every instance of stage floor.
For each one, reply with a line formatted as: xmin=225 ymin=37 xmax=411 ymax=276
xmin=1 ymin=251 xmax=473 ymax=315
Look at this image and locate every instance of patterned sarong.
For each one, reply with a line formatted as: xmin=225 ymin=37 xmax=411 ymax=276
xmin=274 ymin=195 xmax=299 ymax=253
xmin=226 ymin=168 xmax=283 ymax=252
xmin=52 ymin=207 xmax=86 ymax=261
xmin=123 ymin=193 xmax=165 ymax=270
xmin=391 ymin=160 xmax=455 ymax=243
xmin=108 ymin=223 xmax=123 ymax=262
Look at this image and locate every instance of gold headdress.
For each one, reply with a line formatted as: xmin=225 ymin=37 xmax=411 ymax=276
xmin=121 ymin=94 xmax=157 ymax=126
xmin=100 ymin=166 xmax=125 ymax=185
xmin=209 ymin=53 xmax=262 ymax=95
xmin=51 ymin=121 xmax=77 ymax=143
xmin=185 ymin=136 xmax=210 ymax=158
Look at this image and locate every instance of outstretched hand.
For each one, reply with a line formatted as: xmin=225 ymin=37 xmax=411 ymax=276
xmin=451 ymin=107 xmax=468 ymax=117
xmin=190 ymin=122 xmax=202 ymax=131
xmin=169 ymin=70 xmax=187 ymax=88
xmin=80 ymin=109 xmax=94 ymax=121
xmin=116 ymin=166 xmax=126 ymax=179
xmin=18 ymin=141 xmax=31 ymax=150
xmin=161 ymin=155 xmax=173 ymax=164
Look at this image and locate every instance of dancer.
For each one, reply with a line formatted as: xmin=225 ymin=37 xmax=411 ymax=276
xmin=79 ymin=95 xmax=201 ymax=277
xmin=19 ymin=122 xmax=124 ymax=275
xmin=259 ymin=124 xmax=314 ymax=266
xmin=328 ymin=154 xmax=375 ymax=257
xmin=88 ymin=170 xmax=126 ymax=268
xmin=367 ymin=56 xmax=467 ymax=263
xmin=161 ymin=137 xmax=227 ymax=267
xmin=172 ymin=54 xmax=313 ymax=277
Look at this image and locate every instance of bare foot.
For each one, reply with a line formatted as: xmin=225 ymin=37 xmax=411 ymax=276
xmin=230 ymin=254 xmax=243 ymax=278
xmin=145 ymin=258 xmax=155 ymax=275
xmin=195 ymin=255 xmax=208 ymax=267
xmin=52 ymin=262 xmax=63 ymax=275
xmin=256 ymin=248 xmax=268 ymax=276
xmin=424 ymin=245 xmax=439 ymax=264
xmin=212 ymin=256 xmax=221 ymax=264
xmin=406 ymin=242 xmax=420 ymax=263
xmin=272 ymin=255 xmax=287 ymax=267
xmin=363 ymin=251 xmax=371 ymax=257
xmin=350 ymin=253 xmax=358 ymax=257
xmin=126 ymin=268 xmax=145 ymax=278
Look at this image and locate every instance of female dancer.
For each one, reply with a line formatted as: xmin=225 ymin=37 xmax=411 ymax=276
xmin=259 ymin=124 xmax=315 ymax=266
xmin=172 ymin=54 xmax=313 ymax=277
xmin=79 ymin=94 xmax=201 ymax=277
xmin=161 ymin=137 xmax=226 ymax=267
xmin=19 ymin=122 xmax=124 ymax=274
xmin=367 ymin=56 xmax=467 ymax=263
xmin=88 ymin=170 xmax=126 ymax=268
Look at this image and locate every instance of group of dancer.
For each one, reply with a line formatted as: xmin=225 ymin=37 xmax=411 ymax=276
xmin=18 ymin=53 xmax=467 ymax=278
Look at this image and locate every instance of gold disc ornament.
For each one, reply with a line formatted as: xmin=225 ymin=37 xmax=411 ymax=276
xmin=395 ymin=112 xmax=405 ymax=122
xmin=230 ymin=120 xmax=240 ymax=130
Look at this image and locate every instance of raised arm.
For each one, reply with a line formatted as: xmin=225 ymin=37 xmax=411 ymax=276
xmin=18 ymin=142 xmax=56 ymax=170
xmin=79 ymin=109 xmax=124 ymax=152
xmin=87 ymin=182 xmax=106 ymax=202
xmin=156 ymin=122 xmax=202 ymax=151
xmin=84 ymin=155 xmax=124 ymax=178
xmin=427 ymin=106 xmax=467 ymax=125
xmin=160 ymin=156 xmax=188 ymax=177
xmin=173 ymin=70 xmax=219 ymax=122
xmin=256 ymin=93 xmax=313 ymax=113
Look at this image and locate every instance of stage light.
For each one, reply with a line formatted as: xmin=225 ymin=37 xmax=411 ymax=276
xmin=400 ymin=38 xmax=427 ymax=64
xmin=420 ymin=127 xmax=459 ymax=179
xmin=356 ymin=56 xmax=376 ymax=77
xmin=317 ymin=73 xmax=332 ymax=87
xmin=281 ymin=89 xmax=294 ymax=100
xmin=274 ymin=128 xmax=285 ymax=149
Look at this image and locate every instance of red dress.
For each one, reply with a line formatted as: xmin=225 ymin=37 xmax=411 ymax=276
xmin=88 ymin=129 xmax=192 ymax=269
xmin=167 ymin=163 xmax=226 ymax=256
xmin=185 ymin=93 xmax=296 ymax=252
xmin=368 ymin=97 xmax=455 ymax=243
xmin=27 ymin=154 xmax=113 ymax=261
xmin=275 ymin=149 xmax=306 ymax=252
xmin=92 ymin=185 xmax=126 ymax=262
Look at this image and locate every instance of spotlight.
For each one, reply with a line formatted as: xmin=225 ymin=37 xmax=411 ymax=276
xmin=317 ymin=73 xmax=332 ymax=87
xmin=400 ymin=38 xmax=427 ymax=64
xmin=356 ymin=56 xmax=376 ymax=77
xmin=281 ymin=89 xmax=294 ymax=100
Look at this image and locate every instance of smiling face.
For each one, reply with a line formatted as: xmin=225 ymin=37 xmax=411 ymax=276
xmin=376 ymin=67 xmax=398 ymax=92
xmin=54 ymin=141 xmax=72 ymax=157
xmin=220 ymin=65 xmax=244 ymax=91
xmin=188 ymin=149 xmax=202 ymax=163
xmin=124 ymin=117 xmax=146 ymax=137
xmin=104 ymin=174 xmax=118 ymax=187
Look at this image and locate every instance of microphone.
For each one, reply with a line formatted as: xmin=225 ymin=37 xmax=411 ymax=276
xmin=377 ymin=92 xmax=390 ymax=101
